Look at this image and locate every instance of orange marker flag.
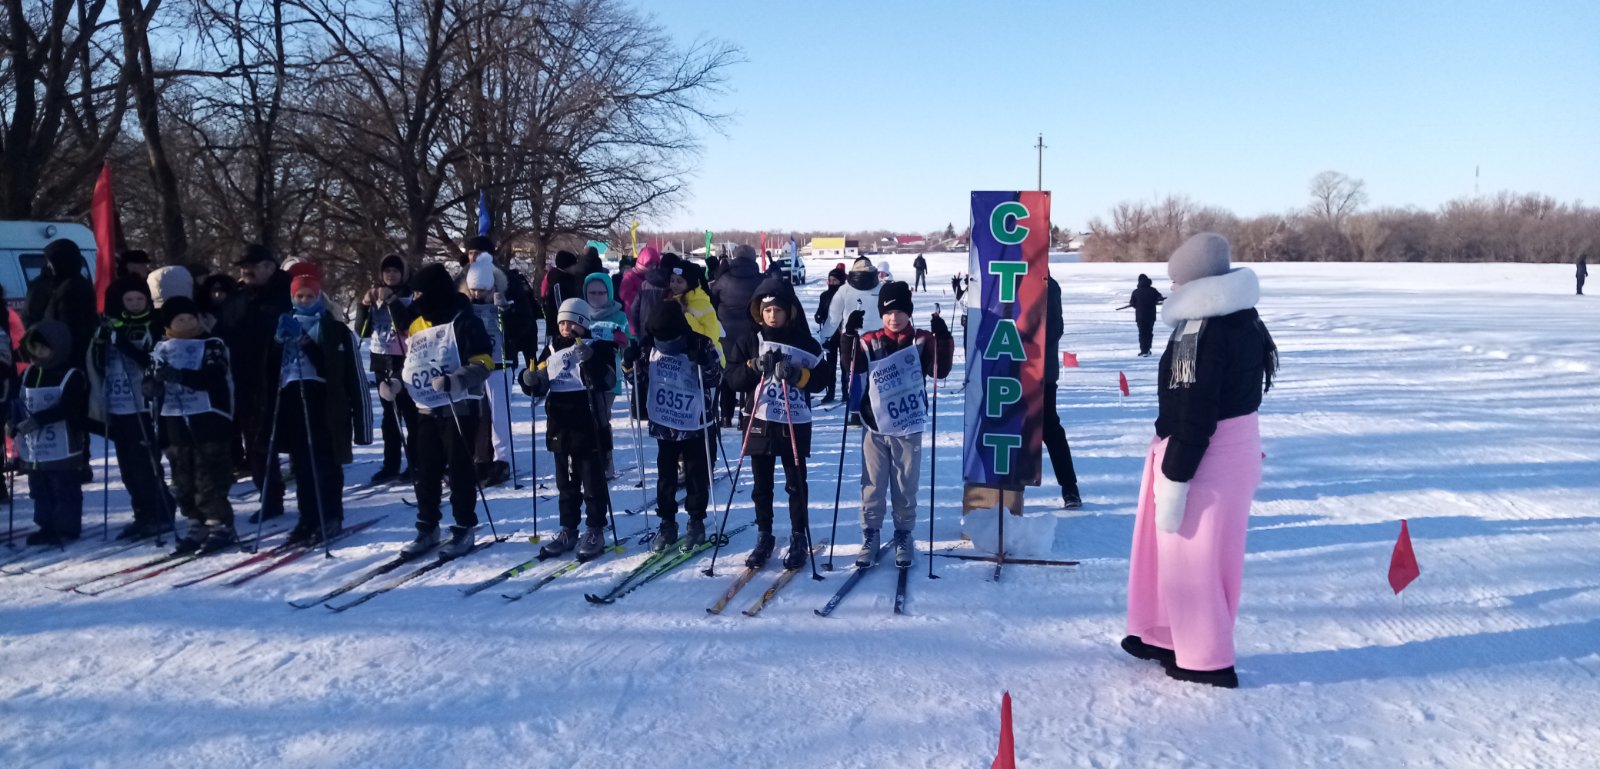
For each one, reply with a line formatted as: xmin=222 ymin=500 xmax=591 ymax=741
xmin=991 ymin=691 xmax=1016 ymax=769
xmin=1388 ymin=519 xmax=1420 ymax=594
xmin=1118 ymin=371 xmax=1130 ymax=397
xmin=1061 ymin=351 xmax=1078 ymax=368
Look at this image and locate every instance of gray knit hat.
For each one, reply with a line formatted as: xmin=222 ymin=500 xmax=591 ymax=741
xmin=1166 ymin=233 xmax=1231 ymax=285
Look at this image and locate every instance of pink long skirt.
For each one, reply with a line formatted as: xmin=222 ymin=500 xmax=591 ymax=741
xmin=1126 ymin=412 xmax=1262 ymax=671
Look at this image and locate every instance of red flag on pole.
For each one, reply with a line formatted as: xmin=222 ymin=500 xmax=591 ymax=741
xmin=1118 ymin=371 xmax=1130 ymax=397
xmin=1388 ymin=519 xmax=1420 ymax=594
xmin=991 ymin=691 xmax=1016 ymax=769
xmin=759 ymin=231 xmax=768 ymax=271
xmin=91 ymin=162 xmax=119 ymax=313
xmin=1061 ymin=351 xmax=1078 ymax=368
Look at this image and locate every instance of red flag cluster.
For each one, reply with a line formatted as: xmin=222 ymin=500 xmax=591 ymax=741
xmin=1388 ymin=519 xmax=1420 ymax=594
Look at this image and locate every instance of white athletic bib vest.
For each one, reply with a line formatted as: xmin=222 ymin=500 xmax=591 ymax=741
xmin=105 ymin=345 xmax=141 ymax=416
xmin=865 ymin=341 xmax=928 ymax=437
xmin=19 ymin=370 xmax=78 ymax=463
xmin=154 ymin=338 xmax=226 ymax=418
xmin=278 ymin=315 xmax=325 ymax=387
xmin=545 ymin=342 xmax=587 ymax=393
xmin=369 ymin=298 xmax=411 ymax=356
xmin=751 ymin=340 xmax=818 ymax=425
xmin=646 ymin=350 xmax=705 ymax=432
xmin=402 ymin=320 xmax=481 ymax=410
xmin=469 ymin=302 xmax=505 ymax=365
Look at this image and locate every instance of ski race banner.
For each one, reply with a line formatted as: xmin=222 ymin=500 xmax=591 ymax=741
xmin=963 ymin=191 xmax=1050 ymax=491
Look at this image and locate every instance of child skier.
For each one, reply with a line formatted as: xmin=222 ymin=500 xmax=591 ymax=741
xmin=10 ymin=321 xmax=88 ymax=545
xmin=355 ymin=253 xmax=416 ymax=484
xmin=724 ymin=281 xmax=833 ymax=569
xmin=398 ymin=263 xmax=494 ymax=559
xmin=520 ymin=298 xmax=617 ymax=562
xmin=850 ymin=281 xmax=952 ymax=568
xmin=622 ymin=301 xmax=722 ymax=552
xmin=88 ymin=277 xmax=169 ymax=539
xmin=146 ymin=297 xmax=237 ymax=554
xmin=583 ymin=270 xmax=631 ymax=478
xmin=265 ymin=263 xmax=373 ymax=546
xmin=463 ymin=253 xmax=513 ymax=487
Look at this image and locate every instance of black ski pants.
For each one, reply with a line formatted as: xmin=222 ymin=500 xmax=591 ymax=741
xmin=1042 ymin=387 xmax=1078 ymax=494
xmin=412 ymin=408 xmax=479 ymax=530
xmin=750 ymin=449 xmax=808 ymax=535
xmin=282 ymin=383 xmax=345 ymax=528
xmin=554 ymin=451 xmax=609 ymax=530
xmin=108 ymin=413 xmax=172 ymax=527
xmin=656 ymin=434 xmax=710 ymax=522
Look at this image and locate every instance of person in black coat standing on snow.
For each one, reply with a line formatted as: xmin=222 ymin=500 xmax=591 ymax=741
xmin=912 ymin=253 xmax=928 ymax=291
xmin=1578 ymin=256 xmax=1588 ymax=296
xmin=1043 ymin=276 xmax=1082 ymax=509
xmin=709 ymin=244 xmax=764 ymax=425
xmin=1122 ymin=274 xmax=1166 ymax=356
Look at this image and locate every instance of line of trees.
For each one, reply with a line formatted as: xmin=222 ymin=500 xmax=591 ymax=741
xmin=2 ymin=0 xmax=739 ymax=294
xmin=1081 ymin=171 xmax=1599 ymax=264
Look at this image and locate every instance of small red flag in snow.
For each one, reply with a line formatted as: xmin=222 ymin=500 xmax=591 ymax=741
xmin=1061 ymin=351 xmax=1078 ymax=368
xmin=1118 ymin=371 xmax=1130 ymax=397
xmin=1388 ymin=519 xmax=1420 ymax=594
xmin=991 ymin=691 xmax=1016 ymax=769
xmin=91 ymin=162 xmax=120 ymax=313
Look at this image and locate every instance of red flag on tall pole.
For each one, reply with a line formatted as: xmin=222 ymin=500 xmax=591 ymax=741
xmin=90 ymin=162 xmax=119 ymax=313
xmin=991 ymin=691 xmax=1016 ymax=769
xmin=1388 ymin=519 xmax=1420 ymax=594
xmin=1118 ymin=371 xmax=1130 ymax=397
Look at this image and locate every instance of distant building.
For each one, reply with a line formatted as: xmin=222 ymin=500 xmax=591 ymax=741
xmin=805 ymin=236 xmax=859 ymax=261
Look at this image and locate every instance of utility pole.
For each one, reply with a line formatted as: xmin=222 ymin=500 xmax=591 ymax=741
xmin=1034 ymin=133 xmax=1047 ymax=191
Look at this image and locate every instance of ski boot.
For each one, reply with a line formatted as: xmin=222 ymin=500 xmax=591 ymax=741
xmin=482 ymin=462 xmax=511 ymax=488
xmin=891 ymin=529 xmax=914 ymax=569
xmin=679 ymin=517 xmax=707 ymax=552
xmin=745 ymin=532 xmax=776 ymax=568
xmin=400 ymin=525 xmax=440 ymax=558
xmin=782 ymin=531 xmax=810 ymax=570
xmin=439 ymin=525 xmax=477 ymax=558
xmin=575 ymin=526 xmax=606 ymax=562
xmin=539 ymin=526 xmax=578 ymax=559
xmin=196 ymin=523 xmax=237 ymax=555
xmin=651 ymin=519 xmax=679 ymax=553
xmin=854 ymin=528 xmax=880 ymax=568
xmin=173 ymin=522 xmax=210 ymax=554
xmin=369 ymin=466 xmax=402 ymax=485
xmin=1062 ymin=486 xmax=1082 ymax=510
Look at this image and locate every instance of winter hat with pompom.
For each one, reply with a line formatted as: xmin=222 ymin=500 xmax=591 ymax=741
xmin=466 ymin=252 xmax=496 ymax=290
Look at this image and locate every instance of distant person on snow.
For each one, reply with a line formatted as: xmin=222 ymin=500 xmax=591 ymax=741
xmin=1120 ymin=274 xmax=1166 ymax=356
xmin=1122 ymin=232 xmax=1278 ymax=691
xmin=1578 ymin=255 xmax=1587 ymax=295
xmin=912 ymin=253 xmax=928 ymax=291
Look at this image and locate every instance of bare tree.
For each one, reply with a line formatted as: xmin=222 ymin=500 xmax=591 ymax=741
xmin=1307 ymin=170 xmax=1368 ymax=228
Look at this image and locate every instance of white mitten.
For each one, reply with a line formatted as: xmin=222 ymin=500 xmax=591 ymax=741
xmin=1153 ymin=474 xmax=1190 ymax=534
xmin=377 ymin=379 xmax=401 ymax=402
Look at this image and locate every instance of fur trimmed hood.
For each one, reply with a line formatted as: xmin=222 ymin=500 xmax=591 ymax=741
xmin=1162 ymin=267 xmax=1259 ymax=326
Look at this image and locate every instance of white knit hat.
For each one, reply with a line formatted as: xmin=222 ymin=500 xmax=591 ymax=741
xmin=556 ymin=297 xmax=591 ymax=329
xmin=147 ymin=265 xmax=193 ymax=309
xmin=1167 ymin=233 xmax=1232 ymax=285
xmin=465 ymin=252 xmax=496 ymax=291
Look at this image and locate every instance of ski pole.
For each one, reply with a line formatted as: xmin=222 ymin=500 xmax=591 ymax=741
xmin=695 ymin=362 xmax=717 ymax=532
xmin=824 ymin=336 xmax=857 ymax=570
xmin=101 ymin=347 xmax=111 ymax=541
xmin=703 ymin=374 xmax=764 ymax=577
xmin=285 ymin=336 xmax=334 ymax=558
xmin=252 ymin=364 xmax=286 ymax=554
xmin=626 ymin=367 xmax=647 ymax=490
xmin=443 ymin=392 xmax=501 ymax=541
xmin=928 ymin=305 xmax=941 ymax=580
xmin=133 ymin=398 xmax=172 ymax=546
xmin=779 ymin=378 xmax=823 ymax=582
xmin=585 ymin=386 xmax=621 ymax=551
xmin=527 ymin=377 xmax=539 ymax=542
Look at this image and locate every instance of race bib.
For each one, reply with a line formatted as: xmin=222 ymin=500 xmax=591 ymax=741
xmin=369 ymin=300 xmax=410 ymax=356
xmin=751 ymin=341 xmax=819 ymax=425
xmin=402 ymin=322 xmax=480 ymax=409
xmin=546 ymin=343 xmax=587 ymax=393
xmin=19 ymin=373 xmax=75 ymax=463
xmin=470 ymin=303 xmax=505 ymax=365
xmin=105 ymin=347 xmax=140 ymax=415
xmin=155 ymin=339 xmax=215 ymax=417
xmin=866 ymin=343 xmax=928 ymax=437
xmin=646 ymin=350 xmax=704 ymax=432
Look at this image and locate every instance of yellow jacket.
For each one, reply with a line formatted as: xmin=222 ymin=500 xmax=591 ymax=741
xmin=676 ymin=287 xmax=724 ymax=360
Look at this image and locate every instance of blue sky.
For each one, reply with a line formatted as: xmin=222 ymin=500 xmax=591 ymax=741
xmin=648 ymin=0 xmax=1600 ymax=234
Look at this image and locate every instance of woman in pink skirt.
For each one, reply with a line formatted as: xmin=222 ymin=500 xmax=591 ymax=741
xmin=1123 ymin=232 xmax=1278 ymax=689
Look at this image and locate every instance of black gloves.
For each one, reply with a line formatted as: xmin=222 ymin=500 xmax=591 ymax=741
xmin=845 ymin=310 xmax=865 ymax=336
xmin=930 ymin=314 xmax=951 ymax=339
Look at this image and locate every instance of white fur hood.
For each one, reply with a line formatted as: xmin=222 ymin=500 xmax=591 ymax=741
xmin=1162 ymin=267 xmax=1259 ymax=326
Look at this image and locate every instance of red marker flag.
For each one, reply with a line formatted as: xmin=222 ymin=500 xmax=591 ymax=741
xmin=1118 ymin=371 xmax=1130 ymax=397
xmin=91 ymin=162 xmax=120 ymax=313
xmin=1388 ymin=519 xmax=1420 ymax=594
xmin=991 ymin=691 xmax=1016 ymax=769
xmin=1061 ymin=351 xmax=1078 ymax=368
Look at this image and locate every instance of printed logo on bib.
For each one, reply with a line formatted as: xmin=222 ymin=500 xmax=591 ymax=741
xmin=105 ymin=348 xmax=140 ymax=415
xmin=646 ymin=351 xmax=704 ymax=431
xmin=751 ymin=341 xmax=819 ymax=426
xmin=20 ymin=372 xmax=77 ymax=463
xmin=369 ymin=300 xmax=411 ymax=356
xmin=866 ymin=346 xmax=927 ymax=437
xmin=155 ymin=339 xmax=216 ymax=417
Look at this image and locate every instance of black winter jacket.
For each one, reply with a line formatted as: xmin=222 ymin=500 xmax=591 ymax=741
xmin=1155 ymin=308 xmax=1274 ymax=482
xmin=725 ymin=320 xmax=832 ymax=458
xmin=522 ymin=334 xmax=617 ymax=455
xmin=709 ymin=255 xmax=763 ymax=344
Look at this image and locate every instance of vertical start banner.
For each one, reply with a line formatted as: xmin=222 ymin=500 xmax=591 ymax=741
xmin=963 ymin=191 xmax=1050 ymax=490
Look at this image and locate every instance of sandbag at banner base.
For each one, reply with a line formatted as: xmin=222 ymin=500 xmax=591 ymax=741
xmin=960 ymin=508 xmax=1058 ymax=560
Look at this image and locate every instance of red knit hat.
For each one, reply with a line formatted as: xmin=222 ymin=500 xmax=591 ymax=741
xmin=288 ymin=261 xmax=322 ymax=295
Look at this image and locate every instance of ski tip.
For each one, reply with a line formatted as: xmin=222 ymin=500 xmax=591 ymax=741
xmin=813 ymin=609 xmax=829 ymax=617
xmin=740 ymin=610 xmax=759 ymax=617
xmin=705 ymin=607 xmax=722 ymax=615
xmin=583 ymin=594 xmax=611 ymax=605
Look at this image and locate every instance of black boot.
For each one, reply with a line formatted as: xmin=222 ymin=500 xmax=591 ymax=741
xmin=745 ymin=532 xmax=776 ymax=568
xmin=1165 ymin=664 xmax=1238 ymax=689
xmin=678 ymin=517 xmax=706 ymax=552
xmin=782 ymin=531 xmax=810 ymax=570
xmin=651 ymin=519 xmax=679 ymax=553
xmin=1119 ymin=635 xmax=1176 ymax=666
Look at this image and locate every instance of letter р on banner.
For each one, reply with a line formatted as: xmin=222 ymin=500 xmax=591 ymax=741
xmin=963 ymin=191 xmax=1050 ymax=490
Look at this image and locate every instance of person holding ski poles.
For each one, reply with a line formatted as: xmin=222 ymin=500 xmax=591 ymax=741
xmin=264 ymin=263 xmax=373 ymax=547
xmin=88 ymin=276 xmax=169 ymax=539
xmin=622 ymin=301 xmax=722 ymax=553
xmin=397 ymin=263 xmax=494 ymax=559
xmin=520 ymin=299 xmax=619 ymax=562
xmin=355 ymin=253 xmax=417 ymax=485
xmin=463 ymin=253 xmax=514 ymax=487
xmin=849 ymin=281 xmax=952 ymax=568
xmin=583 ymin=269 xmax=632 ymax=479
xmin=723 ymin=279 xmax=833 ymax=569
xmin=9 ymin=321 xmax=88 ymax=546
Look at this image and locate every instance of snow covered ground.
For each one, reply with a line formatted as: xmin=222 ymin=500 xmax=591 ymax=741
xmin=2 ymin=256 xmax=1597 ymax=768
